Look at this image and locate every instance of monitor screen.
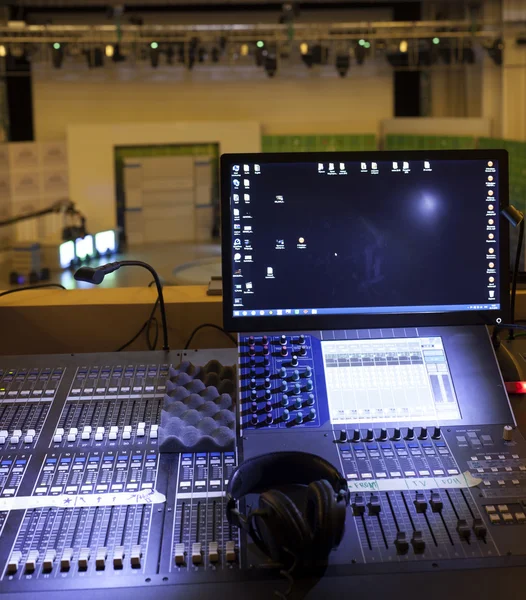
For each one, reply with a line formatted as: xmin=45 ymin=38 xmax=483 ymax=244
xmin=221 ymin=151 xmax=509 ymax=331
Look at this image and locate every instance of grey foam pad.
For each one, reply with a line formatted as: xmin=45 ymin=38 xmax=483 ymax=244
xmin=159 ymin=359 xmax=236 ymax=453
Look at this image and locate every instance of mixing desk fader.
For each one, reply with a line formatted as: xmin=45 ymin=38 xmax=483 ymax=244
xmin=2 ymin=326 xmax=526 ymax=599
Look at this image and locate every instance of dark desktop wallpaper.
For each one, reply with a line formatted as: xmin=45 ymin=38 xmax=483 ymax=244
xmin=229 ymin=159 xmax=498 ymax=312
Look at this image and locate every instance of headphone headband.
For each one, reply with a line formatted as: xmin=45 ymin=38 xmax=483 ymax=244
xmin=226 ymin=451 xmax=349 ymax=528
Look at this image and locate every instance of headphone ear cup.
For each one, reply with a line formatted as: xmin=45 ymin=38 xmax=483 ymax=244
xmin=306 ymin=479 xmax=346 ymax=559
xmin=256 ymin=489 xmax=312 ymax=562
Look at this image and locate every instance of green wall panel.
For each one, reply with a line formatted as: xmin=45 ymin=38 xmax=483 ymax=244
xmin=385 ymin=134 xmax=476 ymax=150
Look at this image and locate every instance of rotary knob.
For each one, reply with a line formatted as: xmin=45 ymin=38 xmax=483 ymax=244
xmin=263 ymin=357 xmax=270 ymax=366
xmin=432 ymin=426 xmax=441 ymax=440
xmin=280 ymin=346 xmax=288 ymax=357
xmin=280 ymin=335 xmax=287 ymax=345
xmin=392 ymin=428 xmax=401 ymax=441
xmin=418 ymin=427 xmax=428 ymax=440
xmin=249 ymin=378 xmax=257 ymax=389
xmin=265 ymin=401 xmax=272 ymax=412
xmin=251 ymin=414 xmax=258 ymax=426
xmin=352 ymin=429 xmax=361 ymax=442
xmin=292 ymin=370 xmax=300 ymax=381
xmin=404 ymin=427 xmax=414 ymax=441
xmin=264 ymin=389 xmax=272 ymax=400
xmin=265 ymin=414 xmax=273 ymax=425
xmin=248 ymin=346 xmax=256 ymax=357
xmin=281 ymin=394 xmax=289 ymax=407
xmin=305 ymin=379 xmax=313 ymax=391
xmin=279 ymin=367 xmax=287 ymax=378
xmin=299 ymin=346 xmax=307 ymax=357
xmin=304 ymin=366 xmax=312 ymax=377
xmin=291 ymin=355 xmax=299 ymax=367
xmin=263 ymin=377 xmax=271 ymax=389
xmin=378 ymin=428 xmax=388 ymax=441
xmin=364 ymin=429 xmax=374 ymax=442
xmin=298 ymin=335 xmax=305 ymax=344
xmin=282 ymin=409 xmax=290 ymax=421
xmin=308 ymin=408 xmax=316 ymax=420
xmin=262 ymin=335 xmax=268 ymax=344
xmin=248 ymin=336 xmax=255 ymax=345
xmin=306 ymin=393 xmax=315 ymax=406
xmin=250 ymin=389 xmax=257 ymax=400
xmin=250 ymin=367 xmax=256 ymax=377
xmin=295 ymin=411 xmax=304 ymax=424
xmin=250 ymin=401 xmax=258 ymax=413
xmin=294 ymin=398 xmax=303 ymax=410
xmin=262 ymin=345 xmax=269 ymax=356
xmin=293 ymin=383 xmax=301 ymax=395
xmin=339 ymin=430 xmax=348 ymax=442
xmin=281 ymin=381 xmax=288 ymax=392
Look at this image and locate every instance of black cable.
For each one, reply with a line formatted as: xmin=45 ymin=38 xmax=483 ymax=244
xmin=116 ymin=293 xmax=160 ymax=353
xmin=184 ymin=323 xmax=237 ymax=350
xmin=510 ymin=219 xmax=525 ymax=340
xmin=0 ymin=284 xmax=66 ymax=298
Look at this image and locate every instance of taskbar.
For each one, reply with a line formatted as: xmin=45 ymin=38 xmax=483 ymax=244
xmin=232 ymin=303 xmax=501 ymax=317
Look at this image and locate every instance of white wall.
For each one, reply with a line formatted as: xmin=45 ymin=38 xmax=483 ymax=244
xmin=68 ymin=121 xmax=261 ymax=232
xmin=32 ymin=63 xmax=393 ymax=141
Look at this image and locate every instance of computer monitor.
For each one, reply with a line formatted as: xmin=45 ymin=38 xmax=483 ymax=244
xmin=221 ymin=150 xmax=509 ymax=332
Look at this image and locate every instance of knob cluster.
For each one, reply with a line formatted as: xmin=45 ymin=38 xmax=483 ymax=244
xmin=336 ymin=426 xmax=441 ymax=443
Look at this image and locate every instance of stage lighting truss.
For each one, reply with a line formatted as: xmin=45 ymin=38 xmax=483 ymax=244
xmin=0 ymin=19 xmax=513 ymax=72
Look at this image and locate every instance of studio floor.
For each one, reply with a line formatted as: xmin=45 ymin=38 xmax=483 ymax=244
xmin=1 ymin=241 xmax=222 ymax=290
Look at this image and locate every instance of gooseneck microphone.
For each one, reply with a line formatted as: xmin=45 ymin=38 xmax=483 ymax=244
xmin=74 ymin=260 xmax=170 ymax=351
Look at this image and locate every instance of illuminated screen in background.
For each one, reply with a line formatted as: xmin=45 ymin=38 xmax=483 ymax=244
xmin=59 ymin=240 xmax=75 ymax=268
xmin=95 ymin=230 xmax=116 ymax=254
xmin=75 ymin=235 xmax=94 ymax=260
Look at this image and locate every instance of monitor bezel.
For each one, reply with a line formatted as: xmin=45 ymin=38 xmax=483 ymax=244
xmin=221 ymin=150 xmax=510 ymax=333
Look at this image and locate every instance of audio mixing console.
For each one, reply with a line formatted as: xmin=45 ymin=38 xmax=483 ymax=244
xmin=2 ymin=326 xmax=526 ymax=598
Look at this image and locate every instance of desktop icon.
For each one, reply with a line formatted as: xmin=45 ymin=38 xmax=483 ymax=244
xmin=371 ymin=162 xmax=377 ymax=170
xmin=244 ymin=193 xmax=250 ymax=202
xmin=318 ymin=163 xmax=324 ymax=171
xmin=488 ymin=248 xmax=495 ymax=254
xmin=260 ymin=310 xmax=265 ymax=315
xmin=489 ymin=262 xmax=495 ymax=268
xmin=233 ymin=238 xmax=241 ymax=248
xmin=489 ymin=290 xmax=495 ymax=298
xmin=312 ymin=309 xmax=318 ymax=314
xmin=277 ymin=309 xmax=283 ymax=315
xmin=298 ymin=237 xmax=305 ymax=244
xmin=488 ymin=204 xmax=494 ymax=211
xmin=233 ymin=179 xmax=240 ymax=187
xmin=361 ymin=162 xmax=367 ymax=170
xmin=251 ymin=311 xmax=256 ymax=315
xmin=234 ymin=269 xmax=241 ymax=275
xmin=488 ymin=190 xmax=494 ymax=196
xmin=295 ymin=310 xmax=300 ymax=314
xmin=234 ymin=253 xmax=241 ymax=261
xmin=254 ymin=164 xmax=261 ymax=173
xmin=329 ymin=163 xmax=335 ymax=171
xmin=246 ymin=282 xmax=253 ymax=289
xmin=242 ymin=311 xmax=247 ymax=316
xmin=243 ymin=165 xmax=250 ymax=173
xmin=234 ymin=311 xmax=240 ymax=316
xmin=285 ymin=309 xmax=291 ymax=314
xmin=488 ymin=175 xmax=494 ymax=182
xmin=233 ymin=165 xmax=240 ymax=173
xmin=244 ymin=254 xmax=252 ymax=261
xmin=392 ymin=162 xmax=398 ymax=169
xmin=233 ymin=208 xmax=239 ymax=216
xmin=233 ymin=194 xmax=239 ymax=203
xmin=339 ymin=163 xmax=345 ymax=171
xmin=267 ymin=267 xmax=274 ymax=276
xmin=244 ymin=179 xmax=250 ymax=187
xmin=424 ymin=161 xmax=430 ymax=169
xmin=403 ymin=162 xmax=409 ymax=169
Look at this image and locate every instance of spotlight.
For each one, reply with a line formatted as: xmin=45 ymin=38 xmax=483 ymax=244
xmin=300 ymin=42 xmax=309 ymax=55
xmin=358 ymin=39 xmax=366 ymax=46
xmin=486 ymin=38 xmax=503 ymax=66
xmin=52 ymin=42 xmax=64 ymax=68
xmin=355 ymin=43 xmax=367 ymax=65
xmin=105 ymin=44 xmax=114 ymax=58
xmin=0 ymin=45 xmax=6 ymax=58
xmin=150 ymin=41 xmax=160 ymax=67
xmin=264 ymin=55 xmax=277 ymax=77
xmin=240 ymin=43 xmax=249 ymax=56
xmin=257 ymin=40 xmax=265 ymax=49
xmin=399 ymin=40 xmax=408 ymax=53
xmin=433 ymin=37 xmax=440 ymax=45
xmin=335 ymin=54 xmax=350 ymax=77
xmin=85 ymin=47 xmax=104 ymax=68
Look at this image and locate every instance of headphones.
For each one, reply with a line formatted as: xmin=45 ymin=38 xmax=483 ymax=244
xmin=226 ymin=451 xmax=349 ymax=565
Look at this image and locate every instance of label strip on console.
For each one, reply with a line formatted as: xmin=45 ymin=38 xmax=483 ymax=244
xmin=0 ymin=489 xmax=166 ymax=511
xmin=347 ymin=471 xmax=481 ymax=493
